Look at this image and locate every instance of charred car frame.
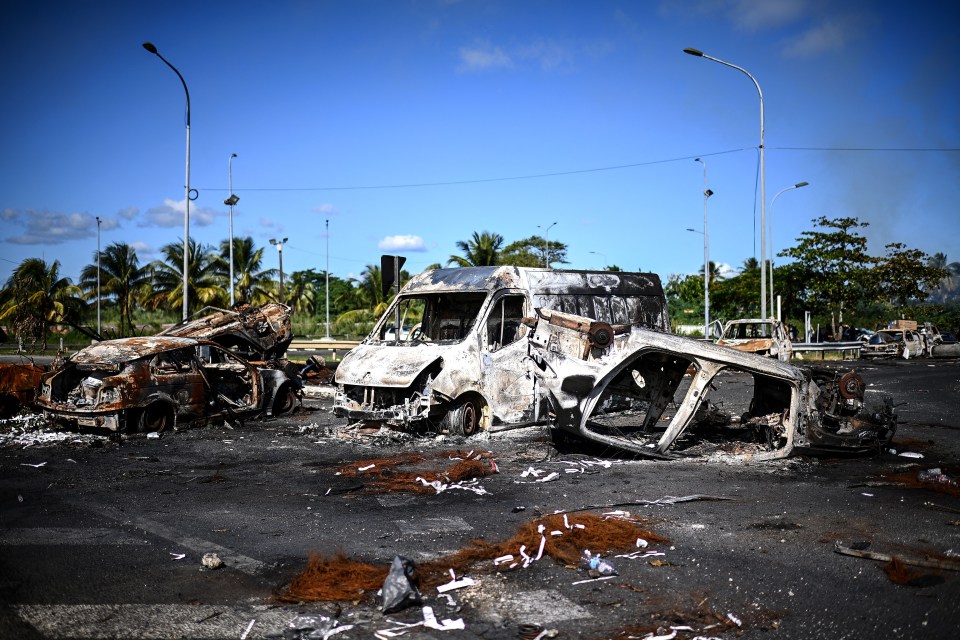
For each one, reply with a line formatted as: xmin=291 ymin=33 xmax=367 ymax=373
xmin=36 ymin=336 xmax=299 ymax=433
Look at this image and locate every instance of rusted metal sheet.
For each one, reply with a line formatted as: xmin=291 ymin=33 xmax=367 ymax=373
xmin=526 ymin=309 xmax=896 ymax=460
xmin=0 ymin=361 xmax=47 ymax=418
xmin=36 ymin=337 xmax=299 ymax=433
xmin=334 ymin=267 xmax=668 ymax=434
xmin=159 ymin=303 xmax=293 ymax=360
xmin=716 ymin=318 xmax=793 ymax=361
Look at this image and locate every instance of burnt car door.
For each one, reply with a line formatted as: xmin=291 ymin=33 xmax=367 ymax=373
xmin=149 ymin=347 xmax=207 ymax=420
xmin=195 ymin=344 xmax=262 ymax=415
xmin=480 ymin=292 xmax=541 ymax=425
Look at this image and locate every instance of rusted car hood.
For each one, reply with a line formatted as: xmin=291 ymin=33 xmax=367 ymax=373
xmin=335 ymin=344 xmax=444 ymax=388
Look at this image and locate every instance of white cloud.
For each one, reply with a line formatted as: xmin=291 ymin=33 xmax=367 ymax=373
xmin=142 ymin=198 xmax=221 ymax=228
xmin=4 ymin=209 xmax=115 ymax=245
xmin=117 ymin=206 xmax=139 ymax=220
xmin=378 ymin=235 xmax=427 ymax=252
xmin=313 ymin=203 xmax=338 ymax=215
xmin=782 ymin=20 xmax=848 ymax=58
xmin=729 ymin=0 xmax=804 ymax=31
xmin=458 ymin=41 xmax=512 ymax=72
xmin=129 ymin=241 xmax=156 ymax=261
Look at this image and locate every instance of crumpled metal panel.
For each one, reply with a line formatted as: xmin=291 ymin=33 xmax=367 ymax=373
xmin=159 ymin=303 xmax=293 ymax=359
xmin=335 ymin=344 xmax=444 ymax=388
xmin=69 ymin=337 xmax=198 ymax=365
xmin=0 ymin=361 xmax=46 ymax=417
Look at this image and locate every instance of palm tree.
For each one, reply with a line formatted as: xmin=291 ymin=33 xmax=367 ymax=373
xmin=79 ymin=242 xmax=150 ymax=337
xmin=145 ymin=238 xmax=225 ymax=315
xmin=448 ymin=231 xmax=504 ymax=267
xmin=284 ymin=270 xmax=317 ymax=315
xmin=336 ymin=264 xmax=391 ymax=330
xmin=697 ymin=261 xmax=724 ymax=286
xmin=215 ymin=236 xmax=276 ymax=306
xmin=929 ymin=252 xmax=960 ymax=302
xmin=0 ymin=258 xmax=85 ymax=350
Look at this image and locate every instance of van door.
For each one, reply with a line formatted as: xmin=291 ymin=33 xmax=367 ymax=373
xmin=480 ymin=293 xmax=540 ymax=425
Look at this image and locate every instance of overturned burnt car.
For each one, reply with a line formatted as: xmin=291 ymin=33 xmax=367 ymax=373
xmin=36 ymin=336 xmax=299 ymax=433
xmin=527 ymin=309 xmax=896 ymax=459
xmin=158 ymin=303 xmax=293 ymax=360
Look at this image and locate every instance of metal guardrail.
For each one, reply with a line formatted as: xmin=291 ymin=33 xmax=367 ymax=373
xmin=791 ymin=341 xmax=862 ymax=360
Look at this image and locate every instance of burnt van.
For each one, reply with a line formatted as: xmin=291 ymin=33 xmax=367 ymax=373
xmin=333 ymin=266 xmax=668 ymax=434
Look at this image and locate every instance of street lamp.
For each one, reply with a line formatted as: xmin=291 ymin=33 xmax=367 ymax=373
xmin=694 ymin=157 xmax=713 ymax=339
xmin=224 ymin=153 xmax=239 ymax=307
xmin=684 ymin=47 xmax=767 ymax=318
xmin=589 ymin=251 xmax=607 ymax=269
xmin=538 ymin=221 xmax=557 ymax=268
xmin=96 ymin=216 xmax=101 ymax=338
xmin=325 ymin=219 xmax=331 ymax=339
xmin=143 ymin=41 xmax=192 ymax=321
xmin=270 ymin=237 xmax=288 ymax=303
xmin=768 ymin=181 xmax=809 ymax=318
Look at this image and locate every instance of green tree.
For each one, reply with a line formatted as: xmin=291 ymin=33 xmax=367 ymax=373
xmin=79 ymin=242 xmax=150 ymax=337
xmin=664 ymin=273 xmax=704 ymax=326
xmin=336 ymin=264 xmax=396 ymax=332
xmin=448 ymin=231 xmax=504 ymax=267
xmin=780 ymin=216 xmax=874 ymax=336
xmin=146 ymin=238 xmax=225 ymax=314
xmin=873 ymin=243 xmax=947 ymax=313
xmin=284 ymin=270 xmax=317 ymax=315
xmin=0 ymin=258 xmax=85 ymax=349
xmin=711 ymin=257 xmax=761 ymax=320
xmin=500 ymin=235 xmax=568 ymax=267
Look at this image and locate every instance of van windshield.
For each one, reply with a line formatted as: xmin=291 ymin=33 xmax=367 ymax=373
xmin=375 ymin=292 xmax=488 ymax=344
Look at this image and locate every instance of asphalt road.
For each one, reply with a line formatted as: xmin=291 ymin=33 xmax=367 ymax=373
xmin=1 ymin=358 xmax=958 ymax=639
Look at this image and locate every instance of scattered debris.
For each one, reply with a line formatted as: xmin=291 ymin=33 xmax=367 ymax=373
xmin=330 ymin=450 xmax=497 ymax=495
xmin=381 ymin=555 xmax=423 ymax=613
xmin=201 ymin=553 xmax=223 ymax=569
xmin=279 ymin=512 xmax=668 ymax=603
xmin=834 ymin=542 xmax=960 ymax=572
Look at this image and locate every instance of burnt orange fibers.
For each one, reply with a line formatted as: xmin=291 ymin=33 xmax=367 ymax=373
xmin=334 ymin=450 xmax=497 ymax=494
xmin=278 ymin=513 xmax=670 ymax=603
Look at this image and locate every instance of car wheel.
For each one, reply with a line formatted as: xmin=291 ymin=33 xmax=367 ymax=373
xmin=137 ymin=403 xmax=173 ymax=434
xmin=443 ymin=397 xmax=481 ymax=436
xmin=273 ymin=385 xmax=298 ymax=416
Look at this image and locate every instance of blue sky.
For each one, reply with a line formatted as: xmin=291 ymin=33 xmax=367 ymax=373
xmin=2 ymin=0 xmax=958 ymax=289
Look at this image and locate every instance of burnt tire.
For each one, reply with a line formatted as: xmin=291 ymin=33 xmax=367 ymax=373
xmin=443 ymin=397 xmax=481 ymax=437
xmin=137 ymin=403 xmax=173 ymax=434
xmin=273 ymin=385 xmax=298 ymax=416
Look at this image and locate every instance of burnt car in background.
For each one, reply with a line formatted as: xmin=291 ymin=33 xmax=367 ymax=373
xmin=36 ymin=336 xmax=299 ymax=433
xmin=0 ymin=359 xmax=47 ymax=418
xmin=861 ymin=328 xmax=925 ymax=359
xmin=527 ymin=309 xmax=895 ymax=460
xmin=716 ymin=318 xmax=793 ymax=361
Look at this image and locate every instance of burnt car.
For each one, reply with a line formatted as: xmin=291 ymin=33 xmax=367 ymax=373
xmin=527 ymin=309 xmax=895 ymax=460
xmin=861 ymin=328 xmax=924 ymax=359
xmin=36 ymin=336 xmax=299 ymax=433
xmin=158 ymin=303 xmax=293 ymax=360
xmin=0 ymin=359 xmax=47 ymax=418
xmin=716 ymin=318 xmax=793 ymax=361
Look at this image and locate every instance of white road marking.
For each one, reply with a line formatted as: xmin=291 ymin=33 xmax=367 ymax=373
xmin=87 ymin=505 xmax=269 ymax=575
xmin=394 ymin=516 xmax=472 ymax=536
xmin=496 ymin=589 xmax=592 ymax=624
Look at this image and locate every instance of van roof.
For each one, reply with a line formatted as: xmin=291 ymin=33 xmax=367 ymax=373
xmin=402 ymin=266 xmax=663 ymax=296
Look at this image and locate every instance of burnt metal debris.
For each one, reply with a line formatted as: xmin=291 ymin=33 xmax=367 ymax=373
xmin=158 ymin=302 xmax=293 ymax=361
xmin=35 ymin=336 xmax=299 ymax=433
xmin=527 ymin=308 xmax=896 ymax=459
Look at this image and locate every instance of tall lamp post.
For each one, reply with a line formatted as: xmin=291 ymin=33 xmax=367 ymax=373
xmin=224 ymin=153 xmax=239 ymax=307
xmin=588 ymin=250 xmax=607 ymax=269
xmin=96 ymin=216 xmax=101 ymax=338
xmin=538 ymin=221 xmax=557 ymax=268
xmin=143 ymin=41 xmax=192 ymax=321
xmin=325 ymin=219 xmax=331 ymax=339
xmin=270 ymin=237 xmax=288 ymax=303
xmin=768 ymin=181 xmax=809 ymax=318
xmin=684 ymin=47 xmax=766 ymax=318
xmin=694 ymin=157 xmax=713 ymax=338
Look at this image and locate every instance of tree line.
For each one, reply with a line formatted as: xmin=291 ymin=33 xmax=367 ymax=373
xmin=1 ymin=218 xmax=957 ymax=349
